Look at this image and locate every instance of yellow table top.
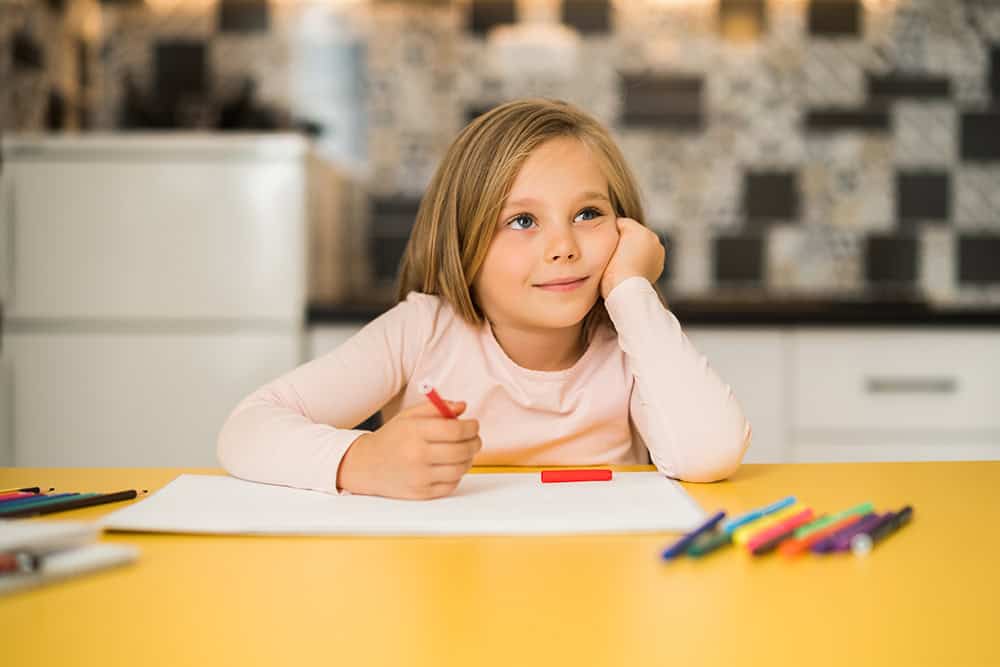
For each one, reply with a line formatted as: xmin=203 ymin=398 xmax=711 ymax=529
xmin=1 ymin=462 xmax=997 ymax=667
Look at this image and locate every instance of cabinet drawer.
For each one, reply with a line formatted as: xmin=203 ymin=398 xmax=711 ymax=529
xmin=6 ymin=330 xmax=303 ymax=467
xmin=791 ymin=330 xmax=1000 ymax=431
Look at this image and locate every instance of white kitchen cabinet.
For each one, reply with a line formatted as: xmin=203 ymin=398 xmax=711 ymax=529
xmin=1 ymin=134 xmax=309 ymax=467
xmin=685 ymin=328 xmax=789 ymax=463
xmin=5 ymin=330 xmax=301 ymax=467
xmin=790 ymin=329 xmax=1000 ymax=462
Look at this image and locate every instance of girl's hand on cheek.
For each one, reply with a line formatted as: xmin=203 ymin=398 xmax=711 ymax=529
xmin=599 ymin=217 xmax=665 ymax=299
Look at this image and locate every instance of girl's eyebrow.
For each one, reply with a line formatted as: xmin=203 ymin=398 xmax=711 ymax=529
xmin=502 ymin=191 xmax=611 ymax=209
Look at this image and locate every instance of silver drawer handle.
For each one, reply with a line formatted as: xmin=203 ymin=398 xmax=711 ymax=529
xmin=865 ymin=377 xmax=958 ymax=394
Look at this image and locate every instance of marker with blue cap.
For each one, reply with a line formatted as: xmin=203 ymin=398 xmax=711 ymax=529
xmin=661 ymin=510 xmax=726 ymax=561
xmin=720 ymin=496 xmax=796 ymax=535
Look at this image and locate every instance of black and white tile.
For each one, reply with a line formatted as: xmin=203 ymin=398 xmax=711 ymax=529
xmin=4 ymin=0 xmax=1000 ymax=303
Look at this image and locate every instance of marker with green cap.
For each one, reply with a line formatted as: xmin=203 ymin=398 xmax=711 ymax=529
xmin=687 ymin=530 xmax=732 ymax=558
xmin=793 ymin=502 xmax=875 ymax=540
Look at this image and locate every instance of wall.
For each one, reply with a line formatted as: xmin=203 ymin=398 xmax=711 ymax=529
xmin=2 ymin=0 xmax=999 ymax=304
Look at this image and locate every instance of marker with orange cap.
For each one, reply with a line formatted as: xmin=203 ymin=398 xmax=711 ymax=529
xmin=779 ymin=502 xmax=874 ymax=557
xmin=746 ymin=507 xmax=815 ymax=554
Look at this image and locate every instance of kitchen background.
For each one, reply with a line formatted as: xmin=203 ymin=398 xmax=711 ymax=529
xmin=1 ymin=0 xmax=999 ymax=468
xmin=3 ymin=0 xmax=1000 ymax=302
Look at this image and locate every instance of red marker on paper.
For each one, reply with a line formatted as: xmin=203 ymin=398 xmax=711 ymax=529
xmin=419 ymin=381 xmax=457 ymax=419
xmin=541 ymin=469 xmax=613 ymax=483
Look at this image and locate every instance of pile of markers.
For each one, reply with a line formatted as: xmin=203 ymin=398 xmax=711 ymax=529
xmin=661 ymin=496 xmax=914 ymax=561
xmin=0 ymin=485 xmax=143 ymax=519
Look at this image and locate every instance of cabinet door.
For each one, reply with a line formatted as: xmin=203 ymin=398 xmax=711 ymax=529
xmin=685 ymin=328 xmax=788 ymax=463
xmin=5 ymin=160 xmax=305 ymax=321
xmin=6 ymin=331 xmax=302 ymax=467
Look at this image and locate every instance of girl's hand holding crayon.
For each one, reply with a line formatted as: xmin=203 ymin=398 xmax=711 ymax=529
xmin=599 ymin=217 xmax=666 ymax=299
xmin=336 ymin=400 xmax=482 ymax=500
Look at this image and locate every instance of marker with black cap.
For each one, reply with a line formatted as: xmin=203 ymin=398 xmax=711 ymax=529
xmin=851 ymin=505 xmax=914 ymax=556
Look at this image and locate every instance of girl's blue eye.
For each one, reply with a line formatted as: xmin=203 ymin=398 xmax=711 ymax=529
xmin=505 ymin=207 xmax=604 ymax=230
xmin=507 ymin=214 xmax=536 ymax=230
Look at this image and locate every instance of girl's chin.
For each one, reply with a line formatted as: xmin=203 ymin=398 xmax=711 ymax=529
xmin=527 ymin=300 xmax=598 ymax=328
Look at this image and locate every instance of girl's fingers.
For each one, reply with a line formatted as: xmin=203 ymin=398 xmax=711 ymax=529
xmin=419 ymin=416 xmax=479 ymax=442
xmin=429 ymin=462 xmax=471 ymax=483
xmin=427 ymin=481 xmax=461 ymax=499
xmin=398 ymin=399 xmax=466 ymax=420
xmin=428 ymin=440 xmax=479 ymax=465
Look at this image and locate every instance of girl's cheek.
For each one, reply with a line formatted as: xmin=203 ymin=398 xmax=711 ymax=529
xmin=490 ymin=232 xmax=525 ymax=257
xmin=601 ymin=240 xmax=617 ymax=267
xmin=595 ymin=222 xmax=619 ymax=256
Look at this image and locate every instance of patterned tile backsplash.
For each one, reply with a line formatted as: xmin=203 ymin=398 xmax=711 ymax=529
xmin=2 ymin=0 xmax=999 ymax=305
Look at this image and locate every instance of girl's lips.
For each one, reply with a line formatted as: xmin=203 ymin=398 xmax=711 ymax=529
xmin=534 ymin=277 xmax=588 ymax=292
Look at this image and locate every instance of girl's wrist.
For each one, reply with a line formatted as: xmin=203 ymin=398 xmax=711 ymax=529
xmin=337 ymin=432 xmax=374 ymax=494
xmin=600 ymin=272 xmax=623 ymax=298
xmin=602 ymin=273 xmax=646 ymax=299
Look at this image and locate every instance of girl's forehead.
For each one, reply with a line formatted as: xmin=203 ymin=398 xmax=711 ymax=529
xmin=506 ymin=138 xmax=609 ymax=199
xmin=519 ymin=136 xmax=598 ymax=169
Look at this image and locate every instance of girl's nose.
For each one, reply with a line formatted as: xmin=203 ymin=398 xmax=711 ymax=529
xmin=545 ymin=228 xmax=580 ymax=261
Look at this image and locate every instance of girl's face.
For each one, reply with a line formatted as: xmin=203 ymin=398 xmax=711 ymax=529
xmin=472 ymin=136 xmax=620 ymax=332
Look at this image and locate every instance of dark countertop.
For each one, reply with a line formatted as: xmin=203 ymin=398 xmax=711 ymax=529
xmin=308 ymin=296 xmax=1000 ymax=327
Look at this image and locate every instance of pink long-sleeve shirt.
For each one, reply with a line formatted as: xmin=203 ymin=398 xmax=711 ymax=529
xmin=217 ymin=276 xmax=751 ymax=493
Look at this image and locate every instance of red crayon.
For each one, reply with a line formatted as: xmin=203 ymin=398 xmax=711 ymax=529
xmin=419 ymin=381 xmax=457 ymax=419
xmin=541 ymin=469 xmax=613 ymax=483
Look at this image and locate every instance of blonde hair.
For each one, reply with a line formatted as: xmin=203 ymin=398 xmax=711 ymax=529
xmin=396 ymin=98 xmax=648 ymax=341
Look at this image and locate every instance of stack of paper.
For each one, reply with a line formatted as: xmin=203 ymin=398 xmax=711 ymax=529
xmin=100 ymin=472 xmax=707 ymax=536
xmin=0 ymin=520 xmax=139 ymax=595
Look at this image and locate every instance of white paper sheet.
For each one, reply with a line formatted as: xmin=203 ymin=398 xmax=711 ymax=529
xmin=98 ymin=472 xmax=706 ymax=536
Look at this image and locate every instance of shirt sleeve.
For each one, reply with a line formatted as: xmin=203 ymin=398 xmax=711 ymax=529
xmin=604 ymin=277 xmax=752 ymax=482
xmin=216 ymin=292 xmax=436 ymax=494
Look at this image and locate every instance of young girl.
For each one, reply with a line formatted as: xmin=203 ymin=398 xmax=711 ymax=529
xmin=217 ymin=98 xmax=751 ymax=500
